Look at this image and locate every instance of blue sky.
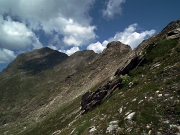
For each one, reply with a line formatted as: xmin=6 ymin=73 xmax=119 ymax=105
xmin=0 ymin=0 xmax=179 ymax=72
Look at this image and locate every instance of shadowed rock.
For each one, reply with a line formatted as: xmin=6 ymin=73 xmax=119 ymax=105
xmin=167 ymin=28 xmax=180 ymax=39
xmin=115 ymin=55 xmax=146 ymax=76
xmin=81 ymin=78 xmax=121 ymax=114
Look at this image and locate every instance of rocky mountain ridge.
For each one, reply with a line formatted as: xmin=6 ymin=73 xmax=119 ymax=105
xmin=0 ymin=39 xmax=132 ymax=134
xmin=0 ymin=18 xmax=180 ymax=135
xmin=0 ymin=47 xmax=68 ymax=77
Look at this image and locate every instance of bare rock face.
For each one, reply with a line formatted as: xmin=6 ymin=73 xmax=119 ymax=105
xmin=103 ymin=41 xmax=132 ymax=54
xmin=80 ymin=42 xmax=140 ymax=114
xmin=159 ymin=18 xmax=180 ymax=36
xmin=115 ymin=55 xmax=146 ymax=76
xmin=167 ymin=28 xmax=180 ymax=39
xmin=81 ymin=78 xmax=121 ymax=114
xmin=80 ymin=53 xmax=146 ymax=114
xmin=159 ymin=18 xmax=180 ymax=39
xmin=80 ymin=41 xmax=132 ymax=114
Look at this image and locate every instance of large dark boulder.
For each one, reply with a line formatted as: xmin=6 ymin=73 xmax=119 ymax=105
xmin=81 ymin=78 xmax=121 ymax=114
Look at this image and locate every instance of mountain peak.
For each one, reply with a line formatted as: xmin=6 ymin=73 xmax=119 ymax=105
xmin=103 ymin=41 xmax=132 ymax=54
xmin=1 ymin=47 xmax=68 ymax=76
xmin=159 ymin=18 xmax=180 ymax=37
xmin=17 ymin=47 xmax=59 ymax=61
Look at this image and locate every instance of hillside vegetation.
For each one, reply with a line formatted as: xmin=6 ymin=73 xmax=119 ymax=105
xmin=0 ymin=19 xmax=180 ymax=135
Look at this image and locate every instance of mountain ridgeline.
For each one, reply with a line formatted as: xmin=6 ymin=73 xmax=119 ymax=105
xmin=1 ymin=47 xmax=69 ymax=76
xmin=0 ymin=18 xmax=180 ymax=135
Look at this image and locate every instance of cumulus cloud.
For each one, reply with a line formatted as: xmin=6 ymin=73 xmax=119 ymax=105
xmin=0 ymin=0 xmax=94 ymax=22
xmin=87 ymin=24 xmax=155 ymax=52
xmin=0 ymin=15 xmax=42 ymax=64
xmin=102 ymin=0 xmax=126 ymax=19
xmin=62 ymin=20 xmax=96 ymax=46
xmin=109 ymin=24 xmax=156 ymax=49
xmin=87 ymin=41 xmax=108 ymax=53
xmin=0 ymin=0 xmax=96 ymax=64
xmin=60 ymin=47 xmax=80 ymax=56
xmin=41 ymin=17 xmax=96 ymax=47
xmin=0 ymin=48 xmax=16 ymax=63
xmin=0 ymin=15 xmax=42 ymax=50
xmin=0 ymin=0 xmax=96 ymax=47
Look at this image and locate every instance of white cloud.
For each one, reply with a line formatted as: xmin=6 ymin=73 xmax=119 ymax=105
xmin=62 ymin=21 xmax=96 ymax=46
xmin=87 ymin=41 xmax=108 ymax=53
xmin=102 ymin=0 xmax=126 ymax=19
xmin=63 ymin=36 xmax=82 ymax=46
xmin=60 ymin=47 xmax=80 ymax=56
xmin=0 ymin=0 xmax=94 ymax=22
xmin=32 ymin=37 xmax=43 ymax=49
xmin=109 ymin=24 xmax=156 ymax=49
xmin=0 ymin=15 xmax=42 ymax=50
xmin=87 ymin=24 xmax=155 ymax=52
xmin=0 ymin=0 xmax=96 ymax=64
xmin=42 ymin=17 xmax=96 ymax=46
xmin=0 ymin=48 xmax=16 ymax=63
xmin=0 ymin=0 xmax=96 ymax=47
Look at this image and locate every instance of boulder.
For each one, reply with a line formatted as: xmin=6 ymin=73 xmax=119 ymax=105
xmin=167 ymin=28 xmax=180 ymax=39
xmin=81 ymin=78 xmax=121 ymax=114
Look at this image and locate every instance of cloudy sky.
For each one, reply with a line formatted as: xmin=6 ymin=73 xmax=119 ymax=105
xmin=0 ymin=0 xmax=179 ymax=71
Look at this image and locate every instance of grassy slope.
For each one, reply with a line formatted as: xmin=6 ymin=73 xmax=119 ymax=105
xmin=20 ymin=37 xmax=180 ymax=135
xmin=0 ymin=45 xmax=131 ymax=134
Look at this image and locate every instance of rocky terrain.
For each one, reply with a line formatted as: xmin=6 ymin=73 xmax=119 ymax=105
xmin=0 ymin=18 xmax=180 ymax=135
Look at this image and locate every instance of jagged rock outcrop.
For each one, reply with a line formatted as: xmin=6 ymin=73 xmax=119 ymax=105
xmin=80 ymin=41 xmax=133 ymax=114
xmin=81 ymin=78 xmax=121 ymax=114
xmin=167 ymin=28 xmax=180 ymax=39
xmin=102 ymin=41 xmax=132 ymax=55
xmin=80 ymin=53 xmax=146 ymax=114
xmin=80 ymin=42 xmax=145 ymax=114
xmin=114 ymin=55 xmax=146 ymax=76
xmin=159 ymin=18 xmax=180 ymax=36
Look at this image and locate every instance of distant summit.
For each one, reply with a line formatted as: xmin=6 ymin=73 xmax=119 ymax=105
xmin=106 ymin=41 xmax=131 ymax=53
xmin=1 ymin=47 xmax=68 ymax=76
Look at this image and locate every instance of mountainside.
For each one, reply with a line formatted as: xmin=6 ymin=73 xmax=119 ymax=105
xmin=0 ymin=39 xmax=132 ymax=134
xmin=1 ymin=47 xmax=69 ymax=77
xmin=0 ymin=18 xmax=180 ymax=135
